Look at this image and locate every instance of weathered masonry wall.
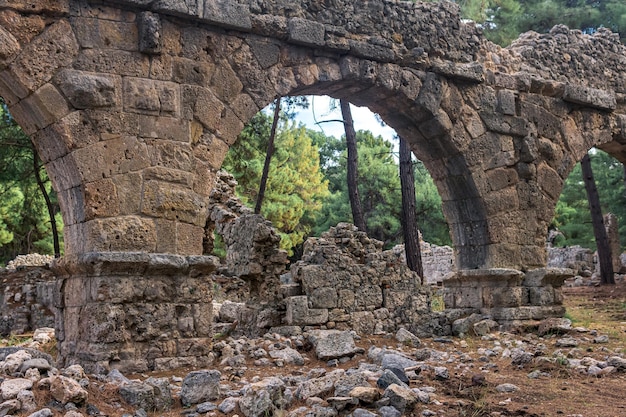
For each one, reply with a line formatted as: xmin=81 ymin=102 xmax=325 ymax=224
xmin=0 ymin=0 xmax=624 ymax=371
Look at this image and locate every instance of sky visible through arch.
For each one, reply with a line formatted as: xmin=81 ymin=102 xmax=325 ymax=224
xmin=288 ymin=95 xmax=398 ymax=142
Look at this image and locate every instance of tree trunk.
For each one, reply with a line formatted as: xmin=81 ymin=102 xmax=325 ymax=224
xmin=32 ymin=145 xmax=60 ymax=258
xmin=340 ymin=99 xmax=367 ymax=232
xmin=255 ymin=97 xmax=281 ymax=214
xmin=399 ymin=137 xmax=424 ymax=282
xmin=581 ymin=153 xmax=615 ymax=284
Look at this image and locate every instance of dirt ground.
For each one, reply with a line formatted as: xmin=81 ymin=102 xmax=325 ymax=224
xmin=4 ymin=281 xmax=626 ymax=417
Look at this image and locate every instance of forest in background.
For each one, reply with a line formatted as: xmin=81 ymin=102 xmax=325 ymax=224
xmin=1 ymin=0 xmax=626 ymax=264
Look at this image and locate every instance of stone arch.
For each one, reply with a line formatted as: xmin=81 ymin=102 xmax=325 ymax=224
xmin=197 ymin=34 xmax=493 ymax=270
xmin=1 ymin=0 xmax=625 ymax=371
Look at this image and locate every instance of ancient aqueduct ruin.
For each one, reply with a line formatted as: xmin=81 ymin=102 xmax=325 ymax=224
xmin=0 ymin=0 xmax=625 ymax=373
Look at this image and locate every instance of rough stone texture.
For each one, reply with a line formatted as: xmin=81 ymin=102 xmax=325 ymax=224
xmin=0 ymin=266 xmax=56 ymax=336
xmin=1 ymin=0 xmax=625 ymax=369
xmin=548 ymin=245 xmax=594 ymax=276
xmin=443 ymin=267 xmax=571 ymax=325
xmin=205 ymin=171 xmax=288 ymax=304
xmin=180 ymin=370 xmax=221 ymax=407
xmin=51 ymin=253 xmax=219 ymax=373
xmin=288 ymin=224 xmax=431 ymax=334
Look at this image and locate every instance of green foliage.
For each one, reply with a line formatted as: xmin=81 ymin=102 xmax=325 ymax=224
xmin=0 ymin=101 xmax=63 ymax=265
xmin=422 ymin=0 xmax=626 ymax=46
xmin=223 ymin=112 xmax=329 ymax=255
xmin=312 ymin=131 xmax=451 ymax=248
xmin=553 ymin=150 xmax=626 ymax=250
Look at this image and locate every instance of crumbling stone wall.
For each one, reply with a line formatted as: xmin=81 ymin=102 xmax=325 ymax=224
xmin=0 ymin=266 xmax=56 ymax=336
xmin=205 ymin=171 xmax=288 ymax=304
xmin=548 ymin=246 xmax=594 ymax=276
xmin=286 ymin=223 xmax=431 ymax=335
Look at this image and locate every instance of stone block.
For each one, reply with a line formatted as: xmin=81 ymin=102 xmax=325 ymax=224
xmin=0 ymin=69 xmax=29 ymax=105
xmin=210 ymin=63 xmax=243 ymax=103
xmin=432 ymin=61 xmax=484 ymax=83
xmin=448 ymin=269 xmax=525 ymax=288
xmin=176 ymin=222 xmax=204 ymax=255
xmin=446 ymin=286 xmax=481 ymax=309
xmin=523 ymin=268 xmax=574 ymax=287
xmin=84 ymin=216 xmax=158 ymax=252
xmin=215 ymin=108 xmax=244 ymax=145
xmin=496 ymin=89 xmax=516 ymax=116
xmin=56 ymin=69 xmax=121 ymax=109
xmin=537 ymin=162 xmax=562 ymax=200
xmin=383 ymin=290 xmax=411 ymax=310
xmin=75 ymin=49 xmax=150 ymax=78
xmin=350 ymin=311 xmax=376 ymax=335
xmin=124 ymin=77 xmax=180 ymax=116
xmin=328 ymin=308 xmax=350 ymax=322
xmin=286 ymin=296 xmax=328 ymax=325
xmin=483 ymin=306 xmax=565 ymax=321
xmin=72 ymin=18 xmax=138 ymax=51
xmin=355 ymin=285 xmax=383 ymax=309
xmin=201 ymin=0 xmax=252 ymax=31
xmin=72 ymin=136 xmax=150 ymax=182
xmin=563 ymin=84 xmax=616 ymax=111
xmin=139 ymin=12 xmax=162 ymax=54
xmin=138 ymin=115 xmax=189 ymax=141
xmin=310 ymin=287 xmax=338 ymax=309
xmin=348 ymin=39 xmax=395 ymax=62
xmin=9 ymin=83 xmax=71 ymax=134
xmin=0 ymin=0 xmax=69 ymax=13
xmin=84 ymin=179 xmax=120 ymax=220
xmin=142 ymin=181 xmax=208 ymax=226
xmin=247 ymin=39 xmax=280 ymax=70
xmin=150 ymin=0 xmax=200 ymax=16
xmin=146 ymin=140 xmax=194 ymax=171
xmin=0 ymin=26 xmax=20 ymax=68
xmin=528 ymin=286 xmax=555 ymax=306
xmin=338 ymin=289 xmax=356 ymax=309
xmin=288 ymin=18 xmax=325 ymax=47
xmin=482 ymin=286 xmax=524 ymax=308
xmin=10 ymin=19 xmax=78 ymax=92
xmin=480 ymin=112 xmax=530 ymax=137
xmin=230 ymin=93 xmax=260 ymax=124
xmin=172 ymin=57 xmax=214 ymax=86
xmin=112 ymin=171 xmax=143 ymax=215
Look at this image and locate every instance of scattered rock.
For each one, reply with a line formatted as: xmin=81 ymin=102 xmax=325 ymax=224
xmin=555 ymin=337 xmax=579 ymax=347
xmin=496 ymin=383 xmax=519 ymax=393
xmin=180 ymin=370 xmax=221 ymax=406
xmin=309 ymin=330 xmax=363 ymax=361
xmin=49 ymin=376 xmax=88 ymax=405
xmin=538 ymin=318 xmax=572 ymax=335
xmin=395 ymin=328 xmax=421 ymax=347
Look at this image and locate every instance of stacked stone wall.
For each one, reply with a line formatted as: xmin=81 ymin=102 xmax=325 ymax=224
xmin=286 ymin=223 xmax=431 ymax=335
xmin=0 ymin=266 xmax=56 ymax=336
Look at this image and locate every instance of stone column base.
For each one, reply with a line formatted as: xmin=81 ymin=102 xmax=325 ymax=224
xmin=51 ymin=252 xmax=219 ymax=374
xmin=443 ymin=267 xmax=573 ymax=325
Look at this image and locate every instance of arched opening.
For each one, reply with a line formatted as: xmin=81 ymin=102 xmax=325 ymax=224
xmin=0 ymin=97 xmax=64 ymax=266
xmin=207 ymin=93 xmax=457 ymax=335
xmin=549 ymin=148 xmax=626 ymax=280
xmin=209 ymin=93 xmax=453 ymax=270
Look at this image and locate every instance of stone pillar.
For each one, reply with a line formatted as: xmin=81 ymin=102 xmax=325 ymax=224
xmin=443 ymin=267 xmax=572 ymax=325
xmin=51 ymin=253 xmax=218 ymax=374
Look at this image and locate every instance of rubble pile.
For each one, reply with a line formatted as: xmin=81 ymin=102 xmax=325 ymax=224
xmin=1 ymin=322 xmax=624 ymax=417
